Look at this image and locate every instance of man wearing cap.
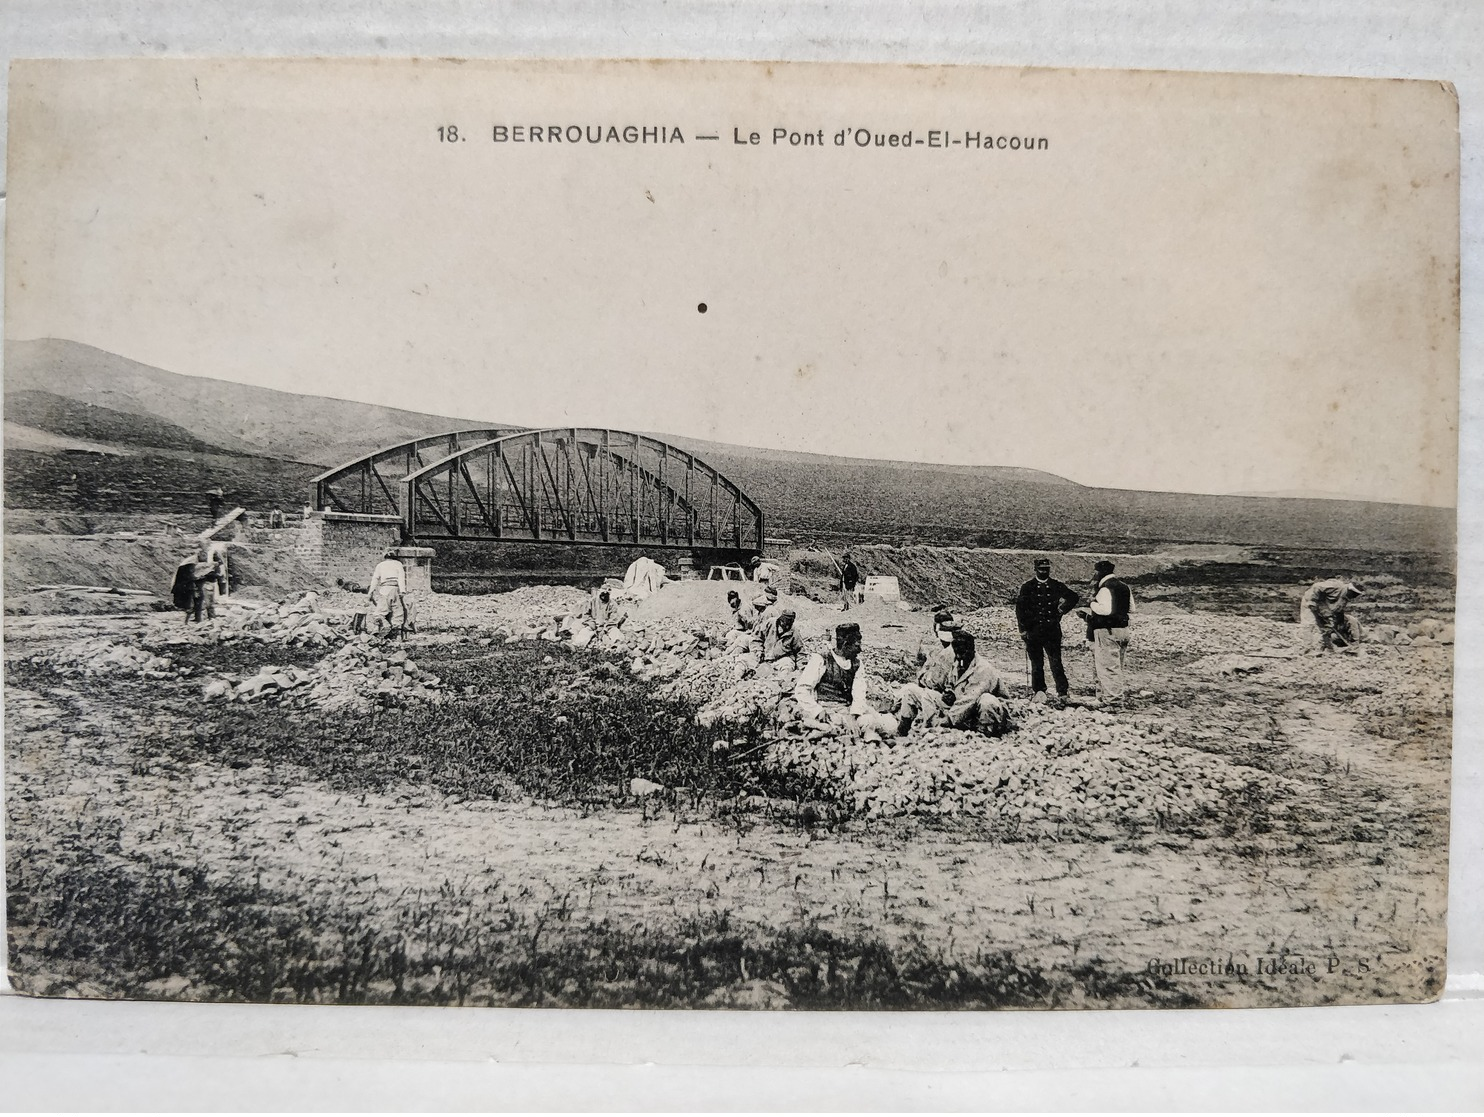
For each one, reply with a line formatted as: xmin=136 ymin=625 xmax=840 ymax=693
xmin=728 ymin=590 xmax=779 ymax=655
xmin=749 ymin=555 xmax=781 ymax=585
xmin=839 ymin=553 xmax=862 ymax=610
xmin=365 ymin=548 xmax=407 ymax=637
xmin=1015 ymin=558 xmax=1080 ymax=701
xmin=897 ymin=630 xmax=1012 ymax=737
xmin=757 ymin=584 xmax=782 ymax=624
xmin=1298 ymin=578 xmax=1364 ymax=652
xmin=751 ymin=607 xmax=803 ymax=671
xmin=916 ymin=609 xmax=960 ymax=669
xmin=1077 ymin=560 xmax=1134 ymax=701
xmin=723 ymin=588 xmax=755 ymax=651
xmin=897 ymin=613 xmax=963 ymax=733
xmin=791 ymin=622 xmax=897 ymax=739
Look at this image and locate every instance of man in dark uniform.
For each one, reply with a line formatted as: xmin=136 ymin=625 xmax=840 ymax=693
xmin=1015 ymin=557 xmax=1080 ymax=700
xmin=840 ymin=553 xmax=861 ymax=609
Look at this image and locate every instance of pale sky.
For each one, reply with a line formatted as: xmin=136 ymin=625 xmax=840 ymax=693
xmin=6 ymin=59 xmax=1460 ymax=505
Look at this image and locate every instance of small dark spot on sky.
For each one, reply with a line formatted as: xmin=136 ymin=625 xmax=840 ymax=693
xmin=697 ymin=303 xmax=708 ymax=314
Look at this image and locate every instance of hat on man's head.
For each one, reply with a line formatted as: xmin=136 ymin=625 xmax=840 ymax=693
xmin=835 ymin=622 xmax=862 ymax=647
xmin=752 ymin=593 xmax=771 ymax=607
xmin=951 ymin=629 xmax=976 ymax=656
xmin=1034 ymin=557 xmax=1052 ymax=569
xmin=764 ymin=586 xmax=779 ymax=601
xmin=777 ymin=609 xmax=797 ymax=625
xmin=726 ymin=589 xmax=741 ymax=602
xmin=932 ymin=610 xmax=960 ymax=630
xmin=1093 ymin=560 xmax=1116 ymax=577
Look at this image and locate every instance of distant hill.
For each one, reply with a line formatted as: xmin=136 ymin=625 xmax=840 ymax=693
xmin=4 ymin=339 xmax=483 ymax=467
xmin=1232 ymin=489 xmax=1389 ymax=502
xmin=6 ymin=389 xmax=223 ymax=454
xmin=2 ymin=338 xmax=1457 ymax=556
xmin=658 ymin=432 xmax=1077 ymax=487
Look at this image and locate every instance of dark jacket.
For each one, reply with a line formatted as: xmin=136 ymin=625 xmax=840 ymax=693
xmin=841 ymin=560 xmax=860 ymax=591
xmin=1015 ymin=576 xmax=1079 ymax=637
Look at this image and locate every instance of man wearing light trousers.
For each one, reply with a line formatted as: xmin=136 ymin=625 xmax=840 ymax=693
xmin=1078 ymin=559 xmax=1134 ymax=702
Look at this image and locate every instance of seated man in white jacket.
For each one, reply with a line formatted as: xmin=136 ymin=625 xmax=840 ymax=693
xmin=790 ymin=622 xmax=897 ymax=740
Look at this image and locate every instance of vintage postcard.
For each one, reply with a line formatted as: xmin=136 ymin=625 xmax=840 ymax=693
xmin=3 ymin=59 xmax=1458 ymax=1009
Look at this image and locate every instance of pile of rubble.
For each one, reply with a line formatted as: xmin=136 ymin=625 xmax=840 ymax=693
xmin=538 ymin=611 xmax=908 ymax=723
xmin=764 ymin=699 xmax=1286 ymax=831
xmin=165 ymin=592 xmax=345 ymax=648
xmin=1365 ymin=617 xmax=1455 ymax=647
xmin=303 ymin=639 xmax=445 ymax=709
xmin=200 ymin=637 xmax=445 ymax=710
xmin=29 ymin=637 xmax=188 ymax=681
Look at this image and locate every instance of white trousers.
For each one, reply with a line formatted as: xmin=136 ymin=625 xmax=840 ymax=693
xmin=1092 ymin=627 xmax=1129 ymax=699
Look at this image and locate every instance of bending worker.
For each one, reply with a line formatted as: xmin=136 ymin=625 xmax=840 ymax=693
xmin=749 ymin=555 xmax=781 ymax=584
xmin=791 ymin=622 xmax=897 ymax=739
xmin=1299 ymin=578 xmax=1363 ymax=651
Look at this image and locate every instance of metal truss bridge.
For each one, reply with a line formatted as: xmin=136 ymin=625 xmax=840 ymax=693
xmin=311 ymin=428 xmax=764 ymax=553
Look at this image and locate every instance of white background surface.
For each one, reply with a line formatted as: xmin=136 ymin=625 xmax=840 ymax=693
xmin=0 ymin=1 xmax=1480 ymax=1109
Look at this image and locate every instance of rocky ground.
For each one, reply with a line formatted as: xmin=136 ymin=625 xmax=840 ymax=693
xmin=4 ymin=573 xmax=1454 ymax=1009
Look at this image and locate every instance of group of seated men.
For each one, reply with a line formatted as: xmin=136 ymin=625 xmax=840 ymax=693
xmin=729 ymin=591 xmax=1012 ymax=742
xmin=724 ymin=587 xmax=802 ymax=669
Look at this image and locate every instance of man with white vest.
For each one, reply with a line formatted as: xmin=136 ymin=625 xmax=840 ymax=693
xmin=791 ymin=622 xmax=897 ymax=740
xmin=1077 ymin=559 xmax=1135 ymax=702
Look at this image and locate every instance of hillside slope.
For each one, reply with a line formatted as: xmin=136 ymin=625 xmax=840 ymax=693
xmin=5 ymin=339 xmax=484 ymax=467
xmin=6 ymin=389 xmax=222 ymax=453
xmin=3 ymin=338 xmax=1456 ymax=556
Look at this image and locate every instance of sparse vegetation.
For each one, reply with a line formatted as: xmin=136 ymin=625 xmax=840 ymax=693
xmin=8 ymin=847 xmax=1194 ymax=1008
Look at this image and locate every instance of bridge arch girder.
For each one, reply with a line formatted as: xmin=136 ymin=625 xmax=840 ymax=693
xmin=310 ymin=427 xmax=529 ymax=517
xmin=398 ymin=427 xmax=763 ymax=551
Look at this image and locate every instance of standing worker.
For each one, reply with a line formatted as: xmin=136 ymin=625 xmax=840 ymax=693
xmin=749 ymin=555 xmax=781 ymax=585
xmin=840 ymin=552 xmax=861 ymax=610
xmin=366 ymin=548 xmax=406 ymax=638
xmin=1077 ymin=560 xmax=1134 ymax=703
xmin=1015 ymin=557 xmax=1080 ymax=702
xmin=187 ymin=541 xmax=223 ymax=623
xmin=205 ymin=540 xmax=230 ymax=602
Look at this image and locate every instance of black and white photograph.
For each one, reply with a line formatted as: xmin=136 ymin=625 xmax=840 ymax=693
xmin=3 ymin=57 xmax=1460 ymax=1012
